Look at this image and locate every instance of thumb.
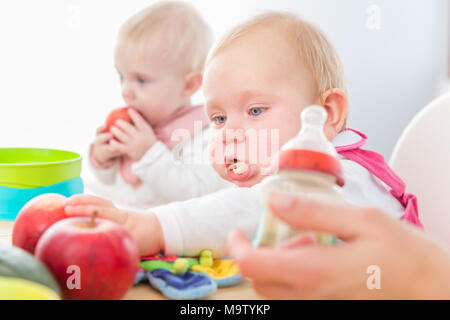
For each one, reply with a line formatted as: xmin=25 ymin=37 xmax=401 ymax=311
xmin=268 ymin=192 xmax=384 ymax=241
xmin=227 ymin=229 xmax=297 ymax=284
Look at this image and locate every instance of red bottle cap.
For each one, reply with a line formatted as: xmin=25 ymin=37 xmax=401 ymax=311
xmin=278 ymin=149 xmax=345 ymax=186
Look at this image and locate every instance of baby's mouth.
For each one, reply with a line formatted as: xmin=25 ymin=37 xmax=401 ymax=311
xmin=226 ymin=160 xmax=253 ymax=182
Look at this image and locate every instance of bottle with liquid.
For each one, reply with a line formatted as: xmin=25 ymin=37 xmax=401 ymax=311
xmin=253 ymin=105 xmax=345 ymax=247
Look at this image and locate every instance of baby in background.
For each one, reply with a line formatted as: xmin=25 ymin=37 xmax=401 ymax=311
xmin=69 ymin=11 xmax=419 ymax=257
xmin=88 ymin=1 xmax=232 ymax=210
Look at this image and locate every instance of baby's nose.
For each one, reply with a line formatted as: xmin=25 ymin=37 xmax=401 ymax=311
xmin=121 ymin=83 xmax=136 ymax=102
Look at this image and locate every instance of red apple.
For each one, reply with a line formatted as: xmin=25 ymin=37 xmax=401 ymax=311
xmin=35 ymin=213 xmax=139 ymax=300
xmin=12 ymin=193 xmax=68 ymax=254
xmin=105 ymin=106 xmax=134 ymax=132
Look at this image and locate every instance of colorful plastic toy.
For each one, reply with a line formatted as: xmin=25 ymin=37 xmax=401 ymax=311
xmin=191 ymin=260 xmax=242 ymax=287
xmin=199 ymin=249 xmax=213 ymax=267
xmin=148 ymin=269 xmax=217 ymax=300
xmin=134 ymin=252 xmax=242 ymax=299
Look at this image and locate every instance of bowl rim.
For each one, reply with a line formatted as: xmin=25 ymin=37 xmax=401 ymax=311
xmin=0 ymin=148 xmax=82 ymax=167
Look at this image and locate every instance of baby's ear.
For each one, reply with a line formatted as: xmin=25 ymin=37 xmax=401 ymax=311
xmin=182 ymin=71 xmax=203 ymax=98
xmin=320 ymin=88 xmax=348 ymax=139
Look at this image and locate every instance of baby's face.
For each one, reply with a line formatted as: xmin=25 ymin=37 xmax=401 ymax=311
xmin=204 ymin=28 xmax=320 ymax=187
xmin=115 ymin=44 xmax=187 ymax=126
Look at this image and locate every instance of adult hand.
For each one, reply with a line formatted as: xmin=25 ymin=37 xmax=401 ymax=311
xmin=227 ymin=192 xmax=450 ymax=299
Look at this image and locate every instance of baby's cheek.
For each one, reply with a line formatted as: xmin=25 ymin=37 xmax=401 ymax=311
xmin=253 ymin=129 xmax=281 ymax=168
xmin=207 ymin=138 xmax=223 ymax=166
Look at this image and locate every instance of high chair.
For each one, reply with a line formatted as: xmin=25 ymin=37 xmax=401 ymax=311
xmin=390 ymin=91 xmax=450 ymax=250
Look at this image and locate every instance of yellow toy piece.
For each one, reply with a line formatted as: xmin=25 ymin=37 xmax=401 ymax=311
xmin=190 ymin=260 xmax=240 ymax=279
xmin=0 ymin=277 xmax=60 ymax=300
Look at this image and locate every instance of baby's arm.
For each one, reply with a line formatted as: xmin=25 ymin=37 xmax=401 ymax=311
xmin=65 ymin=194 xmax=164 ymax=256
xmin=131 ymin=129 xmax=232 ymax=203
xmin=64 ymin=186 xmax=263 ymax=258
xmin=151 ymin=186 xmax=264 ymax=258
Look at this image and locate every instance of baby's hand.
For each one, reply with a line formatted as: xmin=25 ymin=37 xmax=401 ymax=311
xmin=91 ymin=125 xmax=123 ymax=167
xmin=65 ymin=194 xmax=164 ymax=256
xmin=65 ymin=194 xmax=128 ymax=225
xmin=109 ymin=109 xmax=157 ymax=161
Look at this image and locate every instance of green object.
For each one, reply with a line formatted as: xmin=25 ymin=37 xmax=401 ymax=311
xmin=0 ymin=148 xmax=82 ymax=188
xmin=0 ymin=243 xmax=61 ymax=294
xmin=140 ymin=258 xmax=199 ymax=272
xmin=172 ymin=258 xmax=189 ymax=275
xmin=140 ymin=260 xmax=174 ymax=272
xmin=199 ymin=249 xmax=213 ymax=268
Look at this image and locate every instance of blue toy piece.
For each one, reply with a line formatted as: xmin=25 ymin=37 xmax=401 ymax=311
xmin=147 ymin=269 xmax=217 ymax=300
xmin=134 ymin=269 xmax=148 ymax=285
xmin=212 ymin=273 xmax=242 ymax=288
xmin=0 ymin=177 xmax=84 ymax=220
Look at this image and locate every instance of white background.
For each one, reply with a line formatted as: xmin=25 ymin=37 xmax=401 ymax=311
xmin=0 ymin=0 xmax=448 ymax=177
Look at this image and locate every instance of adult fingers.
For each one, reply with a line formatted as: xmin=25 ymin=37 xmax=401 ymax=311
xmin=268 ymin=192 xmax=388 ymax=241
xmin=227 ymin=229 xmax=301 ymax=285
xmin=228 ymin=230 xmax=348 ymax=291
xmin=277 ymin=233 xmax=318 ymax=250
xmin=252 ymin=283 xmax=296 ymax=300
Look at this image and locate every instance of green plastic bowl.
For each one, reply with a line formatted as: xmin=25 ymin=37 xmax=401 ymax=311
xmin=0 ymin=148 xmax=82 ymax=188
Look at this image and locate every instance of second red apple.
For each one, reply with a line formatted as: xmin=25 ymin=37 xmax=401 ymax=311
xmin=12 ymin=193 xmax=68 ymax=254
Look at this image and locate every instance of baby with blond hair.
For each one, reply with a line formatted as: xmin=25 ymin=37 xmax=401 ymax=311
xmin=72 ymin=11 xmax=421 ymax=257
xmin=89 ymin=1 xmax=232 ymax=209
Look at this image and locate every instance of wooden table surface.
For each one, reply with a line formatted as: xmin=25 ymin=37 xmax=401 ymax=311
xmin=0 ymin=220 xmax=263 ymax=300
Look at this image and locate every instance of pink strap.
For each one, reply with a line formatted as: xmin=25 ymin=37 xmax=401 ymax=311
xmin=336 ymin=129 xmax=423 ymax=229
xmin=335 ymin=128 xmax=368 ymax=152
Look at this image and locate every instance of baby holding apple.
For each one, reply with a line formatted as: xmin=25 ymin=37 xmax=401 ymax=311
xmin=72 ymin=11 xmax=421 ymax=257
xmin=89 ymin=1 xmax=232 ymax=209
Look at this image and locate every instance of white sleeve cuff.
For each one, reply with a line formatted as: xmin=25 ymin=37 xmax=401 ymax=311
xmin=152 ymin=203 xmax=185 ymax=255
xmin=131 ymin=141 xmax=169 ymax=174
xmin=88 ymin=159 xmax=117 ymax=185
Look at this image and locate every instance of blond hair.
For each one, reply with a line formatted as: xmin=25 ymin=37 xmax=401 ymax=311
xmin=116 ymin=1 xmax=213 ymax=73
xmin=207 ymin=11 xmax=348 ymax=103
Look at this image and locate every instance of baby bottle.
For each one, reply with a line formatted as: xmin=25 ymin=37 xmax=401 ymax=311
xmin=253 ymin=105 xmax=345 ymax=247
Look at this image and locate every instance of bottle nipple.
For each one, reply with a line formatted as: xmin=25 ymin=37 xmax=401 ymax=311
xmin=277 ymin=105 xmax=344 ymax=186
xmin=282 ymin=105 xmax=338 ymax=157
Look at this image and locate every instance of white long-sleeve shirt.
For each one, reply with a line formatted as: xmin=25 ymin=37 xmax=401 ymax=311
xmin=86 ymin=127 xmax=233 ymax=210
xmin=152 ymin=130 xmax=405 ymax=257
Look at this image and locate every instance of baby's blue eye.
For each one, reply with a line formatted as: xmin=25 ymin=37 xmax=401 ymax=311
xmin=249 ymin=107 xmax=264 ymax=116
xmin=213 ymin=115 xmax=227 ymax=125
xmin=138 ymin=77 xmax=146 ymax=84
